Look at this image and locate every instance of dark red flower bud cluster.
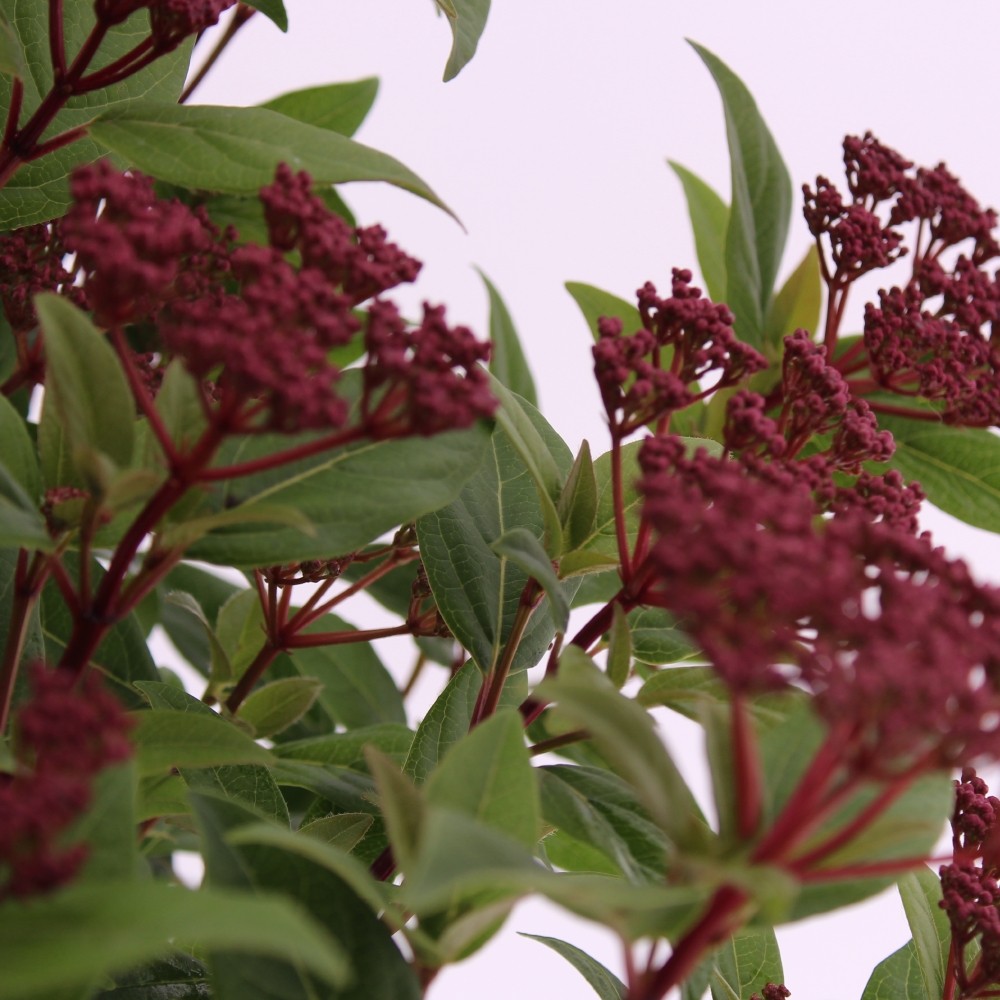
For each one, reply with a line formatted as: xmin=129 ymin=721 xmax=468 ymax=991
xmin=0 ymin=664 xmax=133 ymax=900
xmin=593 ymin=269 xmax=766 ymax=435
xmin=864 ymin=284 xmax=1000 ymax=426
xmin=57 ymin=161 xmax=494 ymax=437
xmin=94 ymin=0 xmax=236 ymax=51
xmin=0 ymin=222 xmax=82 ymax=335
xmin=938 ymin=771 xmax=1000 ymax=994
xmin=748 ymin=985 xmax=790 ymax=1000
xmin=637 ymin=439 xmax=1000 ymax=774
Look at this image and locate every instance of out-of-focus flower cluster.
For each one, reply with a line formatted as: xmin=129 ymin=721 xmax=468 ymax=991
xmin=940 ymin=769 xmax=1000 ymax=993
xmin=1 ymin=161 xmax=495 ymax=438
xmin=805 ymin=132 xmax=1000 ymax=426
xmin=0 ymin=664 xmax=133 ymax=900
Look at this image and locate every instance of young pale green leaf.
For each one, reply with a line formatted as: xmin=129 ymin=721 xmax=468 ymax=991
xmin=565 ymin=282 xmax=643 ymax=342
xmin=163 ymin=590 xmax=233 ymax=683
xmin=154 ymin=361 xmax=209 ymax=453
xmin=490 ymin=527 xmax=570 ymax=632
xmin=709 ymin=926 xmax=784 ymax=1000
xmin=876 ymin=415 xmax=1000 ymax=532
xmin=537 ymin=647 xmax=711 ymax=853
xmin=558 ymin=440 xmax=598 ymax=552
xmin=606 ymin=603 xmax=632 ymax=689
xmin=764 ymin=245 xmax=823 ymax=352
xmin=215 ymin=587 xmax=265 ymax=686
xmin=438 ymin=0 xmax=491 ymax=81
xmin=131 ymin=708 xmax=274 ymax=776
xmin=90 ymin=102 xmax=457 ymax=220
xmin=404 ymin=661 xmax=480 ymax=783
xmin=628 ymin=607 xmax=700 ymax=666
xmin=861 ymin=941 xmax=924 ymax=1000
xmin=261 ymin=77 xmax=380 ymax=136
xmin=897 ymin=866 xmax=952 ymax=1000
xmin=417 ymin=419 xmax=574 ymax=676
xmin=0 ymin=882 xmax=350 ymax=998
xmin=478 ymin=268 xmax=538 ymax=406
xmin=236 ymin=676 xmax=324 ymax=739
xmin=366 ymin=746 xmax=426 ymax=873
xmin=188 ymin=424 xmax=490 ymax=566
xmin=35 ymin=294 xmax=135 ymax=480
xmin=242 ymin=0 xmax=288 ymax=31
xmin=690 ymin=42 xmax=792 ymax=349
xmin=299 ymin=813 xmax=374 ymax=853
xmin=425 ymin=709 xmax=539 ymax=849
xmin=520 ymin=934 xmax=626 ymax=1000
xmin=668 ymin=160 xmax=730 ymax=302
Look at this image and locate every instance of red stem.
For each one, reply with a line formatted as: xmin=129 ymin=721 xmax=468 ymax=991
xmin=286 ymin=623 xmax=412 ymax=649
xmin=731 ymin=694 xmax=762 ymax=839
xmin=49 ymin=0 xmax=66 ymax=77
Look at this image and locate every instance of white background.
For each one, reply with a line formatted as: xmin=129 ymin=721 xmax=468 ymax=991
xmin=189 ymin=3 xmax=1000 ymax=997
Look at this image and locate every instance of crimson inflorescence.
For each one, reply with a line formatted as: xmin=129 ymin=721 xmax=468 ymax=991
xmin=748 ymin=986 xmax=791 ymax=1000
xmin=940 ymin=770 xmax=1000 ymax=993
xmin=55 ymin=161 xmax=495 ymax=436
xmin=636 ymin=437 xmax=1000 ymax=775
xmin=0 ymin=664 xmax=133 ymax=900
xmin=593 ymin=269 xmax=766 ymax=435
xmin=806 ymin=132 xmax=1000 ymax=426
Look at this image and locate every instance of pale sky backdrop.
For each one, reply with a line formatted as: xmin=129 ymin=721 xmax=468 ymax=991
xmin=183 ymin=3 xmax=1000 ymax=997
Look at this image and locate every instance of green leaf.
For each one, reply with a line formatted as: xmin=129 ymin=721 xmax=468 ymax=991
xmin=520 ymin=934 xmax=626 ymax=1000
xmin=242 ymin=0 xmax=288 ymax=31
xmin=709 ymin=927 xmax=784 ymax=1000
xmin=0 ymin=881 xmax=350 ymax=998
xmin=628 ymin=607 xmax=700 ymax=666
xmin=537 ymin=764 xmax=669 ymax=882
xmin=537 ymin=648 xmax=711 ymax=853
xmin=565 ymin=281 xmax=643 ymax=343
xmin=0 ymin=387 xmax=39 ymax=501
xmin=404 ymin=660 xmax=480 ymax=784
xmin=237 ymin=676 xmax=324 ymax=738
xmin=861 ymin=941 xmax=924 ymax=1000
xmin=278 ymin=723 xmax=414 ymax=769
xmin=68 ymin=760 xmax=139 ymax=885
xmin=690 ymin=41 xmax=792 ymax=349
xmin=163 ymin=590 xmax=233 ymax=683
xmin=425 ymin=709 xmax=538 ymax=848
xmin=558 ymin=440 xmax=598 ymax=552
xmin=366 ymin=747 xmax=426 ymax=872
xmin=260 ymin=78 xmax=379 ymax=137
xmin=286 ymin=614 xmax=406 ymax=729
xmin=94 ymin=952 xmax=210 ymax=999
xmin=606 ymin=603 xmax=632 ymax=689
xmin=188 ymin=424 xmax=491 ymax=566
xmin=764 ymin=245 xmax=822 ymax=352
xmin=417 ymin=418 xmax=574 ymax=675
xmin=897 ymin=866 xmax=952 ymax=1000
xmin=131 ymin=708 xmax=273 ymax=775
xmin=668 ymin=161 xmax=730 ymax=302
xmin=0 ymin=11 xmax=26 ymax=79
xmin=489 ymin=375 xmax=568 ymax=550
xmin=154 ymin=361 xmax=208 ymax=454
xmin=158 ymin=500 xmax=315 ymax=552
xmin=490 ymin=527 xmax=570 ymax=632
xmin=479 ymin=269 xmax=537 ymax=406
xmin=877 ymin=416 xmax=1000 ymax=532
xmin=158 ymin=563 xmax=239 ymax=675
xmin=0 ymin=1 xmax=192 ymax=228
xmin=90 ymin=102 xmax=457 ymax=220
xmin=437 ymin=0 xmax=491 ymax=81
xmin=299 ymin=812 xmax=374 ymax=854
xmin=36 ymin=295 xmax=134 ymax=479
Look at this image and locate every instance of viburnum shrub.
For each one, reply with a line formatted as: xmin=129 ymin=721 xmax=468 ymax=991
xmin=4 ymin=6 xmax=1000 ymax=1000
